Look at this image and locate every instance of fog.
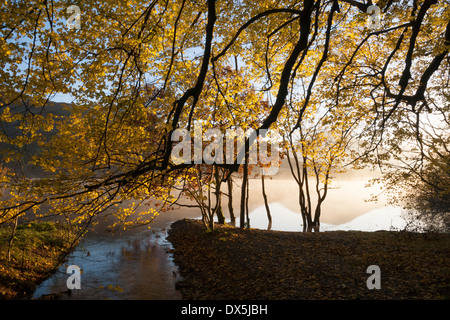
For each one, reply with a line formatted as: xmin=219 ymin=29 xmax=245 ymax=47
xmin=243 ymin=174 xmax=386 ymax=226
xmin=130 ymin=163 xmax=389 ymax=231
xmin=227 ymin=162 xmax=387 ymax=224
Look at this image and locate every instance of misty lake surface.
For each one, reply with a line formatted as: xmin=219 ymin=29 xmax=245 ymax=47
xmin=32 ymin=174 xmax=405 ymax=300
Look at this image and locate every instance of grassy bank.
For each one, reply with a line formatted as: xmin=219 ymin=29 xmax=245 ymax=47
xmin=168 ymin=219 xmax=450 ymax=300
xmin=0 ymin=221 xmax=78 ymax=299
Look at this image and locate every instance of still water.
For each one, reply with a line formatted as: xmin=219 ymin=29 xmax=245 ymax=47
xmin=32 ymin=224 xmax=183 ymax=299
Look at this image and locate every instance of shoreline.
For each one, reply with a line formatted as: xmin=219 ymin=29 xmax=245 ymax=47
xmin=167 ymin=218 xmax=450 ymax=300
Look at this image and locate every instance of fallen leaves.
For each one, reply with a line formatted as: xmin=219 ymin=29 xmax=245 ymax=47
xmin=168 ymin=219 xmax=450 ymax=300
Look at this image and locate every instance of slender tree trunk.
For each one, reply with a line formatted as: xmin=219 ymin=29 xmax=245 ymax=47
xmin=311 ymin=166 xmax=330 ymax=232
xmin=261 ymin=175 xmax=272 ymax=231
xmin=196 ymin=165 xmax=213 ymax=231
xmin=240 ymin=151 xmax=249 ymax=228
xmin=312 ymin=205 xmax=321 ymax=232
xmin=207 ymin=168 xmax=216 ymax=231
xmin=207 ymin=193 xmax=215 ymax=231
xmin=301 ymin=211 xmax=307 ymax=232
xmin=286 ymin=135 xmax=317 ymax=232
xmin=240 ymin=176 xmax=246 ymax=228
xmin=299 ymin=185 xmax=309 ymax=232
xmin=303 ymin=158 xmax=313 ymax=231
xmin=245 ymin=171 xmax=250 ymax=228
xmin=209 ymin=214 xmax=214 ymax=230
xmin=7 ymin=216 xmax=18 ymax=262
xmin=312 ymin=185 xmax=324 ymax=232
xmin=216 ymin=193 xmax=225 ymax=224
xmin=200 ymin=204 xmax=210 ymax=230
xmin=227 ymin=173 xmax=236 ymax=226
xmin=214 ymin=166 xmax=225 ymax=224
xmin=286 ymin=142 xmax=308 ymax=232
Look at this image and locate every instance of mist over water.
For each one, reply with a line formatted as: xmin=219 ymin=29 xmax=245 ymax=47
xmin=218 ymin=166 xmax=392 ymax=229
xmin=124 ymin=166 xmax=392 ymax=231
xmin=244 ymin=176 xmax=386 ymax=227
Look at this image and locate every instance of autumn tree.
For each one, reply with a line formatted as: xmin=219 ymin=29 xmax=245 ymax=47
xmin=170 ymin=64 xmax=275 ymax=230
xmin=0 ymin=0 xmax=448 ymax=234
xmin=370 ymin=80 xmax=450 ymax=232
xmin=280 ymin=94 xmax=356 ymax=231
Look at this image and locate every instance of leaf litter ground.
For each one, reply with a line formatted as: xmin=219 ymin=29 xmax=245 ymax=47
xmin=167 ymin=219 xmax=449 ymax=300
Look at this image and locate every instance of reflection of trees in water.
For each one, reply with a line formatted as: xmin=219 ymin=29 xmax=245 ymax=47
xmin=115 ymin=229 xmax=180 ymax=298
xmin=242 ymin=176 xmax=387 ymax=227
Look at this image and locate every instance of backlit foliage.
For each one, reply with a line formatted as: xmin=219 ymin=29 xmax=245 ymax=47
xmin=0 ymin=0 xmax=448 ymax=232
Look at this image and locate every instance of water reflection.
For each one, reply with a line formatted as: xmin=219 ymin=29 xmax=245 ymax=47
xmin=243 ymin=176 xmax=387 ymax=226
xmin=241 ymin=174 xmax=406 ymax=232
xmin=246 ymin=203 xmax=406 ymax=232
xmin=33 ymin=227 xmax=182 ymax=300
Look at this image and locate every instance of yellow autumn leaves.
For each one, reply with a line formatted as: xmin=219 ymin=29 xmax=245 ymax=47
xmin=0 ymin=0 xmax=448 ymax=232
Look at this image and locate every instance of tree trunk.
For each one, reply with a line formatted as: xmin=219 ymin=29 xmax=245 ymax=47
xmin=214 ymin=166 xmax=225 ymax=224
xmin=227 ymin=173 xmax=236 ymax=226
xmin=307 ymin=220 xmax=320 ymax=232
xmin=207 ymin=167 xmax=216 ymax=231
xmin=261 ymin=175 xmax=272 ymax=231
xmin=200 ymin=205 xmax=210 ymax=230
xmin=216 ymin=194 xmax=225 ymax=224
xmin=209 ymin=215 xmax=214 ymax=230
xmin=7 ymin=216 xmax=18 ymax=262
xmin=240 ymin=151 xmax=249 ymax=228
xmin=313 ymin=202 xmax=322 ymax=232
xmin=196 ymin=166 xmax=213 ymax=231
xmin=302 ymin=157 xmax=313 ymax=230
xmin=245 ymin=171 xmax=250 ymax=228
xmin=298 ymin=186 xmax=308 ymax=232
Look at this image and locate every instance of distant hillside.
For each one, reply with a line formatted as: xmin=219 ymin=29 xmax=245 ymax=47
xmin=0 ymin=101 xmax=71 ymax=177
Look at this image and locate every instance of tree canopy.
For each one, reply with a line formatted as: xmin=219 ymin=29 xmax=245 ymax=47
xmin=1 ymin=0 xmax=449 ymax=232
